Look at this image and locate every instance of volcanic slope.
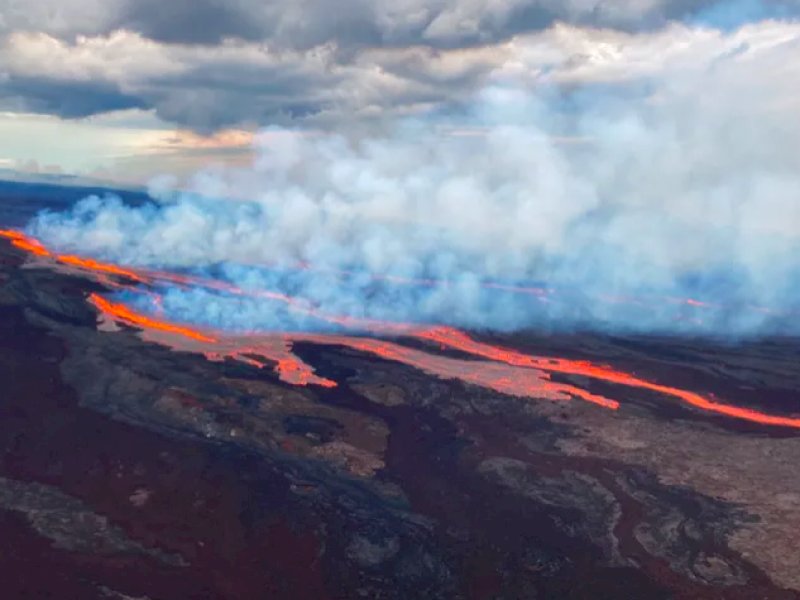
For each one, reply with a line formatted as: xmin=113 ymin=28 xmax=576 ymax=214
xmin=0 ymin=232 xmax=799 ymax=598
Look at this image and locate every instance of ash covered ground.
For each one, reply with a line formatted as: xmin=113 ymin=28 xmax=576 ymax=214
xmin=1 ymin=183 xmax=799 ymax=599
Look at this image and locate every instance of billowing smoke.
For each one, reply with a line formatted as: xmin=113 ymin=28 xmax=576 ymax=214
xmin=27 ymin=22 xmax=800 ymax=336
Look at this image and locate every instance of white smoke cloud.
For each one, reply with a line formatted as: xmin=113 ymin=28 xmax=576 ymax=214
xmin=27 ymin=20 xmax=800 ymax=335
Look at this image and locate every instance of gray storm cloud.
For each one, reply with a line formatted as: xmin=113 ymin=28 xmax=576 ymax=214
xmin=4 ymin=0 xmax=782 ymax=45
xmin=3 ymin=1 xmax=799 ymax=129
xmin=26 ymin=24 xmax=800 ymax=336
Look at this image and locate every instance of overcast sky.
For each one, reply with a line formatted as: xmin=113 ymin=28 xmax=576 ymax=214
xmin=1 ymin=0 xmax=798 ymax=184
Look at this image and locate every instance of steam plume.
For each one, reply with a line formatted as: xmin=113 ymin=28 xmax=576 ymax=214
xmin=27 ymin=25 xmax=800 ymax=336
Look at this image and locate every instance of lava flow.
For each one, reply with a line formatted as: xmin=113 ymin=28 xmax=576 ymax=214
xmin=4 ymin=227 xmax=800 ymax=430
xmin=415 ymin=327 xmax=800 ymax=428
xmin=88 ymin=283 xmax=800 ymax=428
xmin=89 ymin=294 xmax=620 ymax=408
xmin=0 ymin=229 xmax=409 ymax=333
xmin=0 ymin=229 xmax=150 ymax=283
xmin=89 ymin=294 xmax=217 ymax=343
xmin=0 ymin=229 xmax=50 ymax=256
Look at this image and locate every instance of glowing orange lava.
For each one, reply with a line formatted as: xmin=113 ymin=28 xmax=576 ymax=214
xmin=86 ymin=291 xmax=619 ymax=404
xmin=88 ymin=293 xmax=217 ymax=343
xmin=275 ymin=356 xmax=338 ymax=388
xmin=0 ymin=229 xmax=411 ymax=334
xmin=4 ymin=228 xmax=800 ymax=429
xmin=1 ymin=229 xmax=51 ymax=256
xmin=1 ymin=230 xmax=151 ymax=282
xmin=292 ymin=334 xmax=620 ymax=408
xmin=206 ymin=339 xmax=337 ymax=388
xmin=414 ymin=327 xmax=800 ymax=428
xmin=59 ymin=255 xmax=150 ymax=283
xmin=85 ymin=292 xmax=800 ymax=427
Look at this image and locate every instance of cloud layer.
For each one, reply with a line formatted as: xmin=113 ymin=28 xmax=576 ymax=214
xmin=1 ymin=1 xmax=798 ymax=130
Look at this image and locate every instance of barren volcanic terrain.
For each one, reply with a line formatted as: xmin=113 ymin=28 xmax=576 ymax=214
xmin=1 ymin=186 xmax=799 ymax=599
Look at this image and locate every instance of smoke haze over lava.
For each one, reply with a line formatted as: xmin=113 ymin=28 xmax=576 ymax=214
xmin=19 ymin=19 xmax=800 ymax=337
xmin=6 ymin=227 xmax=800 ymax=431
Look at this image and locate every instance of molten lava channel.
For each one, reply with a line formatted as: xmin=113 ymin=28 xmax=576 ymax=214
xmin=4 ymin=228 xmax=800 ymax=430
xmin=89 ymin=294 xmax=217 ymax=343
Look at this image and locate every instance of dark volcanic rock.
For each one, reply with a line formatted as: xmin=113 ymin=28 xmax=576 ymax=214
xmin=1 ymin=231 xmax=799 ymax=599
xmin=0 ymin=477 xmax=186 ymax=566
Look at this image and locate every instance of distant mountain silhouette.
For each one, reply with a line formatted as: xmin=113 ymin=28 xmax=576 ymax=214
xmin=0 ymin=178 xmax=152 ymax=227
